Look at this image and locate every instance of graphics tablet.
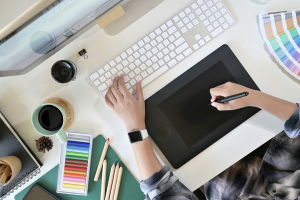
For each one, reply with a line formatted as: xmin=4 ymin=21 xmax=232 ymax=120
xmin=145 ymin=45 xmax=260 ymax=169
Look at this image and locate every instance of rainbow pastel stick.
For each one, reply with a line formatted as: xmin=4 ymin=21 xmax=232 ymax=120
xmin=63 ymin=183 xmax=85 ymax=190
xmin=66 ymin=151 xmax=89 ymax=158
xmin=64 ymin=169 xmax=87 ymax=175
xmin=66 ymin=155 xmax=88 ymax=161
xmin=63 ymin=180 xmax=86 ymax=186
xmin=67 ymin=141 xmax=90 ymax=147
xmin=65 ymin=166 xmax=87 ymax=171
xmin=66 ymin=147 xmax=89 ymax=154
xmin=63 ymin=176 xmax=86 ymax=182
xmin=67 ymin=144 xmax=89 ymax=150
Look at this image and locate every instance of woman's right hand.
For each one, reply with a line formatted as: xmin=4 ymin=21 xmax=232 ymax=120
xmin=210 ymin=82 xmax=258 ymax=111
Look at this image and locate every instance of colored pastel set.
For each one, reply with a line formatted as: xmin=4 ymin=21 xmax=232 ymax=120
xmin=57 ymin=132 xmax=93 ymax=196
xmin=259 ymin=10 xmax=300 ymax=81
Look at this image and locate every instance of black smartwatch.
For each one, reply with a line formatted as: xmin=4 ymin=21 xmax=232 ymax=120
xmin=128 ymin=130 xmax=148 ymax=143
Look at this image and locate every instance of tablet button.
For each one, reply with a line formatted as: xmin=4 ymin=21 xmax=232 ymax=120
xmin=156 ymin=127 xmax=171 ymax=141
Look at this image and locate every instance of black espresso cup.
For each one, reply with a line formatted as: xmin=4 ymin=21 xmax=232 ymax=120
xmin=51 ymin=60 xmax=77 ymax=83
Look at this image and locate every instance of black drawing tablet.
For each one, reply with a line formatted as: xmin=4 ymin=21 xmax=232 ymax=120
xmin=145 ymin=45 xmax=260 ymax=169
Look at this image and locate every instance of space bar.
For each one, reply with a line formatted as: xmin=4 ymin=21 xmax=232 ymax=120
xmin=141 ymin=65 xmax=169 ymax=87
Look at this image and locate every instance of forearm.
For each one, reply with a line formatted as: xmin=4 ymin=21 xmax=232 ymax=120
xmin=250 ymin=90 xmax=298 ymax=122
xmin=132 ymin=138 xmax=163 ymax=181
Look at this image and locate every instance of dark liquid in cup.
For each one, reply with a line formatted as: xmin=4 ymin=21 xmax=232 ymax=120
xmin=38 ymin=105 xmax=63 ymax=131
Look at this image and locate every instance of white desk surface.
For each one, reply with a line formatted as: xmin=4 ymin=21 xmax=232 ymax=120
xmin=2 ymin=0 xmax=300 ymax=199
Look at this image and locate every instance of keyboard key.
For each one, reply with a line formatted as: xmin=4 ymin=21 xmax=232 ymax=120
xmin=101 ymin=89 xmax=108 ymax=97
xmin=129 ymin=72 xmax=135 ymax=78
xmin=129 ymin=63 xmax=136 ymax=70
xmin=156 ymin=36 xmax=163 ymax=43
xmin=116 ymin=64 xmax=124 ymax=70
xmin=146 ymin=60 xmax=153 ymax=66
xmin=167 ymin=26 xmax=177 ymax=34
xmin=157 ymin=52 xmax=164 ymax=59
xmin=140 ymin=55 xmax=147 ymax=62
xmin=157 ymin=43 xmax=164 ymax=50
xmin=184 ymin=7 xmax=192 ymax=14
xmin=203 ymin=19 xmax=210 ymax=26
xmin=110 ymin=67 xmax=117 ymax=74
xmin=168 ymin=44 xmax=176 ymax=51
xmin=199 ymin=39 xmax=206 ymax=46
xmin=224 ymin=13 xmax=234 ymax=25
xmin=179 ymin=11 xmax=186 ymax=18
xmin=191 ymin=3 xmax=198 ymax=9
xmin=181 ymin=27 xmax=188 ymax=33
xmin=220 ymin=7 xmax=227 ymax=14
xmin=146 ymin=51 xmax=153 ymax=58
xmin=140 ymin=64 xmax=147 ymax=70
xmin=195 ymin=8 xmax=202 ymax=15
xmin=168 ymin=59 xmax=178 ymax=68
xmin=98 ymin=68 xmax=105 ymax=75
xmin=169 ymin=35 xmax=176 ymax=42
xmin=193 ymin=43 xmax=200 ymax=50
xmin=106 ymin=79 xmax=113 ymax=86
xmin=109 ymin=60 xmax=116 ymax=67
xmin=90 ymin=72 xmax=99 ymax=81
xmin=143 ymin=36 xmax=151 ymax=43
xmin=213 ymin=0 xmax=220 ymax=2
xmin=174 ymin=31 xmax=181 ymax=38
xmin=139 ymin=48 xmax=146 ymax=55
xmin=204 ymin=35 xmax=211 ymax=42
xmin=145 ymin=44 xmax=152 ymax=51
xmin=175 ymin=42 xmax=189 ymax=54
xmin=133 ymin=52 xmax=141 ymax=59
xmin=170 ymin=51 xmax=176 ymax=58
xmin=155 ymin=28 xmax=162 ymax=35
xmin=218 ymin=17 xmax=225 ymax=24
xmin=201 ymin=4 xmax=208 ymax=11
xmin=192 ymin=19 xmax=200 ymax=25
xmin=216 ymin=2 xmax=223 ymax=8
xmin=124 ymin=75 xmax=130 ymax=82
xmin=213 ymin=21 xmax=219 ymax=28
xmin=207 ymin=0 xmax=213 ymax=7
xmin=134 ymin=68 xmax=142 ymax=75
xmin=152 ymin=47 xmax=159 ymax=54
xmin=115 ymin=56 xmax=122 ymax=63
xmin=166 ymin=20 xmax=174 ymax=27
xmin=174 ymin=37 xmax=185 ymax=46
xmin=177 ymin=21 xmax=184 ymax=28
xmin=163 ymin=39 xmax=170 ymax=46
xmin=135 ymin=75 xmax=142 ymax=81
xmin=99 ymin=76 xmax=106 ymax=82
xmin=104 ymin=64 xmax=110 ymax=71
xmin=153 ymin=63 xmax=160 ymax=70
xmin=132 ymin=44 xmax=139 ymax=51
xmin=205 ymin=10 xmax=212 ymax=17
xmin=141 ymin=65 xmax=169 ymax=87
xmin=162 ymin=32 xmax=169 ymax=39
xmin=194 ymin=34 xmax=201 ymax=40
xmin=188 ymin=13 xmax=196 ymax=20
xmin=158 ymin=59 xmax=165 ymax=66
xmin=176 ymin=54 xmax=185 ymax=62
xmin=161 ymin=24 xmax=168 ymax=31
xmin=98 ymin=83 xmax=107 ymax=92
xmin=149 ymin=32 xmax=156 ymax=39
xmin=173 ymin=15 xmax=180 ymax=22
xmin=126 ymin=48 xmax=134 ymax=55
xmin=187 ymin=23 xmax=194 ymax=29
xmin=164 ymin=55 xmax=171 ymax=62
xmin=125 ymin=83 xmax=131 ymax=89
xmin=199 ymin=14 xmax=206 ymax=21
xmin=141 ymin=71 xmax=148 ymax=78
xmin=128 ymin=56 xmax=135 ymax=63
xmin=163 ymin=48 xmax=170 ymax=55
xmin=207 ymin=25 xmax=214 ymax=32
xmin=222 ymin=22 xmax=229 ymax=29
xmin=130 ymin=79 xmax=137 ymax=86
xmin=150 ymin=40 xmax=158 ymax=47
xmin=121 ymin=52 xmax=128 ymax=59
xmin=147 ymin=67 xmax=154 ymax=74
xmin=211 ymin=6 xmax=217 ymax=13
xmin=209 ymin=15 xmax=216 ymax=23
xmin=105 ymin=72 xmax=112 ymax=79
xmin=211 ymin=26 xmax=223 ymax=37
xmin=197 ymin=0 xmax=204 ymax=6
xmin=151 ymin=56 xmax=158 ymax=63
xmin=122 ymin=60 xmax=129 ymax=67
xmin=134 ymin=59 xmax=141 ymax=66
xmin=138 ymin=40 xmax=145 ymax=47
xmin=183 ymin=17 xmax=189 ymax=24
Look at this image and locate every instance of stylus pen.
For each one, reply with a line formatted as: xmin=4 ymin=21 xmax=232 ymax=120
xmin=209 ymin=92 xmax=249 ymax=105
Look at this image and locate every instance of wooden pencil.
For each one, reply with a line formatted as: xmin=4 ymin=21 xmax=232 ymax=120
xmin=94 ymin=138 xmax=109 ymax=181
xmin=105 ymin=163 xmax=115 ymax=200
xmin=101 ymin=158 xmax=107 ymax=200
xmin=109 ymin=163 xmax=119 ymax=200
xmin=113 ymin=163 xmax=123 ymax=200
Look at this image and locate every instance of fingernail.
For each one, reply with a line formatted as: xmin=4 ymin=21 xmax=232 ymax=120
xmin=114 ymin=76 xmax=117 ymax=80
xmin=120 ymin=73 xmax=124 ymax=77
xmin=211 ymin=103 xmax=216 ymax=107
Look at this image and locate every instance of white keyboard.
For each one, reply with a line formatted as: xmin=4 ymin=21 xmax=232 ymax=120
xmin=89 ymin=0 xmax=235 ymax=97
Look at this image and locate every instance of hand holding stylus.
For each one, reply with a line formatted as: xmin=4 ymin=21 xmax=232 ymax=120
xmin=210 ymin=82 xmax=256 ymax=111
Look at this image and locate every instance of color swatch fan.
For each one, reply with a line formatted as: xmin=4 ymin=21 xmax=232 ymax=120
xmin=259 ymin=10 xmax=300 ymax=80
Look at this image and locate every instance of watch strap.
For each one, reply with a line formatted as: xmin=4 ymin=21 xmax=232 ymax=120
xmin=140 ymin=129 xmax=148 ymax=140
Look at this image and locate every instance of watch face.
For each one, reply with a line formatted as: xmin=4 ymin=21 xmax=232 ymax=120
xmin=128 ymin=131 xmax=143 ymax=143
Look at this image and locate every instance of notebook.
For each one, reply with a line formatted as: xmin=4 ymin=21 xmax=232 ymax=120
xmin=0 ymin=112 xmax=43 ymax=199
xmin=15 ymin=134 xmax=145 ymax=200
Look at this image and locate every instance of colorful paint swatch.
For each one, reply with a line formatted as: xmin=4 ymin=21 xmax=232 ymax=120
xmin=259 ymin=10 xmax=300 ymax=81
xmin=57 ymin=132 xmax=93 ymax=196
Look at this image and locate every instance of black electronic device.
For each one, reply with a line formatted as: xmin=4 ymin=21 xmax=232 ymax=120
xmin=145 ymin=45 xmax=260 ymax=169
xmin=23 ymin=184 xmax=59 ymax=200
xmin=51 ymin=60 xmax=77 ymax=83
